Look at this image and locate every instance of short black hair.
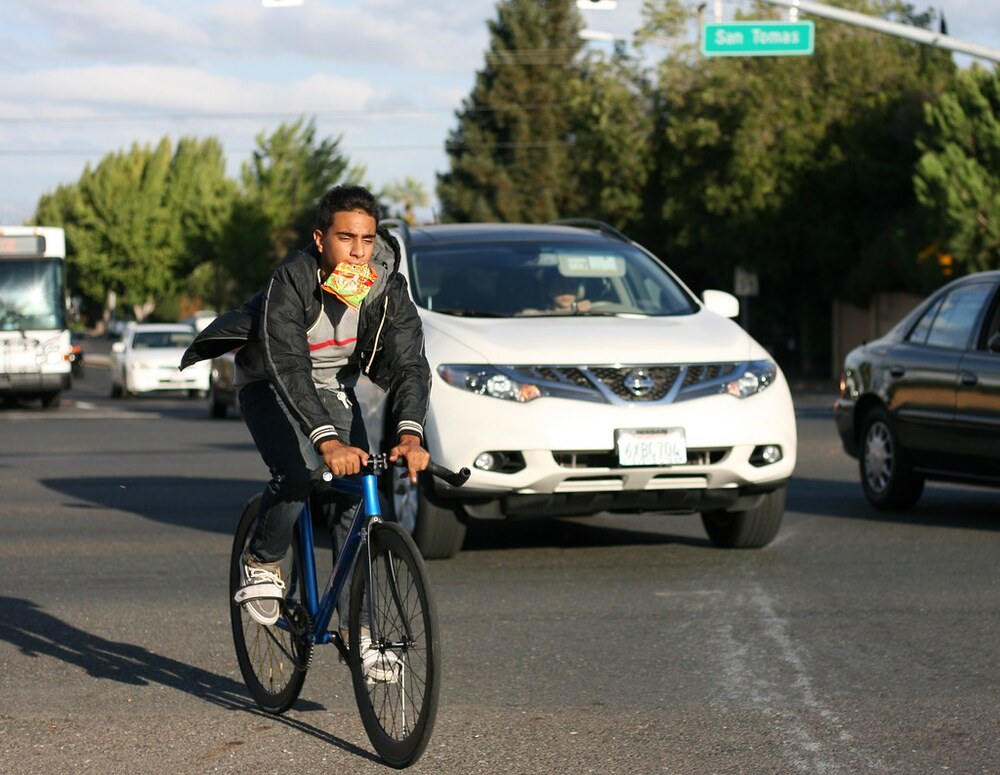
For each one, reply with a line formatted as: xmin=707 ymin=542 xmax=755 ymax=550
xmin=315 ymin=184 xmax=381 ymax=231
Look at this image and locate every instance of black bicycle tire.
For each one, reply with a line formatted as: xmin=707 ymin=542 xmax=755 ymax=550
xmin=348 ymin=521 xmax=440 ymax=768
xmin=230 ymin=493 xmax=311 ymax=713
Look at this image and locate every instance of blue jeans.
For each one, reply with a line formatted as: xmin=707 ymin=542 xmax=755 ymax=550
xmin=239 ymin=380 xmax=369 ymax=564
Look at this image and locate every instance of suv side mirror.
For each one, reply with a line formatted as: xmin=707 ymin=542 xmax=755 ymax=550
xmin=702 ymin=289 xmax=740 ymax=319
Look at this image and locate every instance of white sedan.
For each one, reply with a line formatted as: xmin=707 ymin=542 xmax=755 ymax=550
xmin=109 ymin=322 xmax=210 ymax=397
xmin=358 ymin=221 xmax=797 ymax=559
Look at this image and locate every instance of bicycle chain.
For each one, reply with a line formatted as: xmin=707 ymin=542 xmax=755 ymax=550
xmin=283 ymin=601 xmax=315 ymax=671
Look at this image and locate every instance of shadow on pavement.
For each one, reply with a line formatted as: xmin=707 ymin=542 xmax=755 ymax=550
xmin=462 ymin=515 xmax=712 ymax=553
xmin=40 ymin=476 xmax=261 ymax=536
xmin=0 ymin=595 xmax=379 ymax=763
xmin=789 ymin=476 xmax=1000 ymax=530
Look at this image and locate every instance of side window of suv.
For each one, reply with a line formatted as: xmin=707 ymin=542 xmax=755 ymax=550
xmin=925 ymin=283 xmax=995 ymax=350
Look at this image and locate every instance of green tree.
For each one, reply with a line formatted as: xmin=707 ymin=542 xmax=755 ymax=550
xmin=438 ymin=0 xmax=585 ymax=222
xmin=381 ymin=177 xmax=430 ymax=224
xmin=162 ymin=137 xmax=237 ymax=311
xmin=225 ymin=117 xmax=360 ymax=297
xmin=33 ymin=137 xmax=238 ymax=322
xmin=55 ymin=140 xmax=176 ymax=321
xmin=566 ymin=46 xmax=654 ymax=230
xmin=914 ymin=66 xmax=1000 ymax=273
xmin=640 ymin=0 xmax=954 ymax=374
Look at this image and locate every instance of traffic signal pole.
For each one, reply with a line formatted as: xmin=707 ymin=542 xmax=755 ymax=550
xmin=761 ymin=0 xmax=1000 ymax=63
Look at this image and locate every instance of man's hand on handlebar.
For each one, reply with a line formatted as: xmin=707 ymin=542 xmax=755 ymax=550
xmin=389 ymin=433 xmax=430 ymax=483
xmin=318 ymin=438 xmax=369 ymax=477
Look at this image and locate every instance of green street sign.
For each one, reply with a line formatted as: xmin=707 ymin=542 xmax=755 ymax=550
xmin=701 ymin=21 xmax=815 ymax=57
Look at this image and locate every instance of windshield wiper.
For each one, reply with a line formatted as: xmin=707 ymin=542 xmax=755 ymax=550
xmin=433 ymin=308 xmax=506 ymax=318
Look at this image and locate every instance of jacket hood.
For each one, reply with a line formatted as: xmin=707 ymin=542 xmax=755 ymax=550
xmin=300 ymin=228 xmax=400 ymax=301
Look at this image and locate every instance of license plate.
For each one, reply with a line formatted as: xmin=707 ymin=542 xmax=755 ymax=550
xmin=615 ymin=428 xmax=687 ymax=466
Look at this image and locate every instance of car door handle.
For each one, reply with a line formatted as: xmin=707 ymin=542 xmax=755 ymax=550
xmin=960 ymin=371 xmax=978 ymax=387
xmin=889 ymin=365 xmax=905 ymax=378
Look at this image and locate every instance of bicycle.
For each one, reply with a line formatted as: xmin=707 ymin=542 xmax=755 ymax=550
xmin=229 ymin=453 xmax=470 ymax=768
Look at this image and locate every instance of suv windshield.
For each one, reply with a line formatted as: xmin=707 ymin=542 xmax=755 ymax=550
xmin=408 ymin=240 xmax=696 ymax=318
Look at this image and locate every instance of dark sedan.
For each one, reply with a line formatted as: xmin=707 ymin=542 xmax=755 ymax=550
xmin=208 ymin=350 xmax=239 ymax=418
xmin=834 ymin=271 xmax=1000 ymax=508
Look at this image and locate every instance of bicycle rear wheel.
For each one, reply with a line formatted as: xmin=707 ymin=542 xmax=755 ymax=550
xmin=348 ymin=521 xmax=440 ymax=768
xmin=230 ymin=494 xmax=311 ymax=713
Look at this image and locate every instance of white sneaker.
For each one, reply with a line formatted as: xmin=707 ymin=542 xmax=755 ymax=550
xmin=361 ymin=635 xmax=400 ymax=684
xmin=234 ymin=553 xmax=285 ymax=626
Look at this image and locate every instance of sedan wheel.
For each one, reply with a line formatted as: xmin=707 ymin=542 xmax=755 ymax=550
xmin=859 ymin=407 xmax=924 ymax=509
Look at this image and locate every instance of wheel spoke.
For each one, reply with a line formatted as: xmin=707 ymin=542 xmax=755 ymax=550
xmin=230 ymin=496 xmax=310 ymax=713
xmin=349 ymin=523 xmax=439 ymax=766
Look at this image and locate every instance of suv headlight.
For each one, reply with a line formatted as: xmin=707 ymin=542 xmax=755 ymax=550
xmin=723 ymin=360 xmax=776 ymax=398
xmin=438 ymin=365 xmax=543 ymax=403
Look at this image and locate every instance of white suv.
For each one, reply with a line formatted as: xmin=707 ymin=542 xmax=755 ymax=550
xmin=358 ymin=221 xmax=796 ymax=559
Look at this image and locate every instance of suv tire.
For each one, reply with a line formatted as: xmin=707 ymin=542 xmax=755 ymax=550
xmin=701 ymin=485 xmax=786 ymax=548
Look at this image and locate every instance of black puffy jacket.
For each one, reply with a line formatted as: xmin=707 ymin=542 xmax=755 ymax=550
xmin=181 ymin=228 xmax=430 ymax=450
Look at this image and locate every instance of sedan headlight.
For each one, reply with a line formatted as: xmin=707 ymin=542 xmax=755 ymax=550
xmin=723 ymin=360 xmax=776 ymax=398
xmin=438 ymin=365 xmax=543 ymax=403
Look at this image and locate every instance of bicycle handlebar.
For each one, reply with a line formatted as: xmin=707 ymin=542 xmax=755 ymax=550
xmin=425 ymin=460 xmax=472 ymax=487
xmin=312 ymin=453 xmax=470 ymax=488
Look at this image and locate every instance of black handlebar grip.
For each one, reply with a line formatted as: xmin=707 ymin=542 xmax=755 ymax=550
xmin=427 ymin=461 xmax=471 ymax=488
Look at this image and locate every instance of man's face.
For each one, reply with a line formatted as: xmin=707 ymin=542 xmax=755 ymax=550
xmin=313 ymin=209 xmax=377 ymax=273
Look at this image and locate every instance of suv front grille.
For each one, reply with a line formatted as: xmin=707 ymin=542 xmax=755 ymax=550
xmin=553 ymin=448 xmax=729 ymax=468
xmin=589 ymin=366 xmax=681 ymax=401
xmin=510 ymin=362 xmax=743 ymax=405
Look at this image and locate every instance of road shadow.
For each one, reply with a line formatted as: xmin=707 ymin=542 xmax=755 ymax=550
xmin=41 ymin=476 xmax=260 ymax=535
xmin=40 ymin=476 xmax=338 ymax=552
xmin=0 ymin=595 xmax=378 ymax=762
xmin=789 ymin=476 xmax=1000 ymax=530
xmin=461 ymin=515 xmax=711 ymax=553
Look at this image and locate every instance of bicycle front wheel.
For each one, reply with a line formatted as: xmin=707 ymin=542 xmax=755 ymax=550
xmin=230 ymin=494 xmax=311 ymax=713
xmin=348 ymin=522 xmax=440 ymax=768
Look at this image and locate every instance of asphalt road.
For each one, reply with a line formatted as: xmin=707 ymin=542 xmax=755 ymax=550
xmin=1 ymin=356 xmax=998 ymax=774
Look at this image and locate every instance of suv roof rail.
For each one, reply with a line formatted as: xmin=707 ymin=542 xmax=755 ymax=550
xmin=549 ymin=218 xmax=630 ymax=244
xmin=380 ymin=217 xmax=411 ymax=245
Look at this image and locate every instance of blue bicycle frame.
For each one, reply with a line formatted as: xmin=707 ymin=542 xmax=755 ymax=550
xmin=288 ymin=470 xmax=382 ymax=648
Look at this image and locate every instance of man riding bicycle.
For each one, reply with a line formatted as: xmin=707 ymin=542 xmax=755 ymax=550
xmin=181 ymin=184 xmax=431 ymax=636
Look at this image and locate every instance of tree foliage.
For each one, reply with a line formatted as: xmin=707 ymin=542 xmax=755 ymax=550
xmin=438 ymin=0 xmax=585 ymax=222
xmin=381 ymin=177 xmax=430 ymax=224
xmin=35 ymin=140 xmax=179 ymax=320
xmin=914 ymin=66 xmax=1000 ymax=273
xmin=566 ymin=48 xmax=654 ymax=231
xmin=636 ymin=0 xmax=955 ymax=372
xmin=31 ymin=118 xmax=357 ymax=321
xmin=224 ymin=118 xmax=359 ymax=298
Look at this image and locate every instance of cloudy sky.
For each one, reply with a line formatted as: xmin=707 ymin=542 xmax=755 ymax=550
xmin=1 ymin=0 xmax=997 ymax=224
